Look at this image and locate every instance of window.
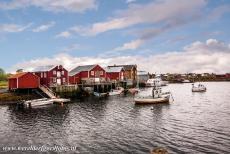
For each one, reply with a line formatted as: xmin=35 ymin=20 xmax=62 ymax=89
xmin=100 ymin=71 xmax=103 ymax=75
xmin=53 ymin=70 xmax=56 ymax=75
xmin=53 ymin=78 xmax=56 ymax=83
xmin=62 ymin=70 xmax=65 ymax=75
xmin=44 ymin=72 xmax=47 ymax=78
xmin=57 ymin=71 xmax=61 ymax=77
xmin=41 ymin=73 xmax=43 ymax=78
xmin=91 ymin=71 xmax=94 ymax=76
xmin=63 ymin=78 xmax=66 ymax=83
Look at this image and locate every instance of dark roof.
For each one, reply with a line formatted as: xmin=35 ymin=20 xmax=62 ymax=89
xmin=108 ymin=65 xmax=136 ymax=71
xmin=32 ymin=65 xmax=56 ymax=72
xmin=69 ymin=65 xmax=97 ymax=76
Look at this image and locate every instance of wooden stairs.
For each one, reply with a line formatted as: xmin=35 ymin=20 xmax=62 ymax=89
xmin=39 ymin=85 xmax=57 ymax=99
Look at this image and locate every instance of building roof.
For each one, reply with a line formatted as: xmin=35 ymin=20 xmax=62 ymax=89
xmin=32 ymin=65 xmax=56 ymax=72
xmin=8 ymin=72 xmax=28 ymax=79
xmin=105 ymin=66 xmax=123 ymax=73
xmin=108 ymin=65 xmax=136 ymax=71
xmin=69 ymin=65 xmax=97 ymax=76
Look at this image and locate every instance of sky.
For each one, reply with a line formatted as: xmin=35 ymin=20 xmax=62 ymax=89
xmin=0 ymin=0 xmax=230 ymax=74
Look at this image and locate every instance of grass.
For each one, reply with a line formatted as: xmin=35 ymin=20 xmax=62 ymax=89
xmin=0 ymin=81 xmax=8 ymax=89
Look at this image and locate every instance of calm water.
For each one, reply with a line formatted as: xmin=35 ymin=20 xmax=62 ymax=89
xmin=0 ymin=82 xmax=230 ymax=154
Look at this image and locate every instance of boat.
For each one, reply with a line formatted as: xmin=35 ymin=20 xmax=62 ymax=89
xmin=93 ymin=92 xmax=108 ymax=98
xmin=128 ymin=88 xmax=140 ymax=94
xmin=24 ymin=98 xmax=53 ymax=107
xmin=109 ymin=87 xmax=124 ymax=96
xmin=134 ymin=86 xmax=172 ymax=104
xmin=182 ymin=79 xmax=191 ymax=83
xmin=192 ymin=83 xmax=206 ymax=92
xmin=146 ymin=75 xmax=168 ymax=87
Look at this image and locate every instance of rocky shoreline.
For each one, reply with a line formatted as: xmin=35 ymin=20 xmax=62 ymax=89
xmin=0 ymin=92 xmax=40 ymax=105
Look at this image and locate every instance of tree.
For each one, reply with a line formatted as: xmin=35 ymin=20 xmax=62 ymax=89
xmin=0 ymin=68 xmax=7 ymax=81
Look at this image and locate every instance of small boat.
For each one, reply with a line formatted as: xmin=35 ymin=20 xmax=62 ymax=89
xmin=192 ymin=84 xmax=206 ymax=92
xmin=109 ymin=87 xmax=124 ymax=96
xmin=146 ymin=76 xmax=168 ymax=87
xmin=134 ymin=86 xmax=171 ymax=104
xmin=24 ymin=98 xmax=53 ymax=107
xmin=182 ymin=79 xmax=191 ymax=83
xmin=93 ymin=92 xmax=108 ymax=98
xmin=128 ymin=88 xmax=139 ymax=94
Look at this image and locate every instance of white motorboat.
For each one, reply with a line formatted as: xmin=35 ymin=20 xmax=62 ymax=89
xmin=109 ymin=87 xmax=124 ymax=96
xmin=93 ymin=92 xmax=108 ymax=98
xmin=192 ymin=84 xmax=206 ymax=92
xmin=182 ymin=80 xmax=191 ymax=83
xmin=24 ymin=98 xmax=53 ymax=107
xmin=146 ymin=76 xmax=168 ymax=87
xmin=134 ymin=86 xmax=172 ymax=104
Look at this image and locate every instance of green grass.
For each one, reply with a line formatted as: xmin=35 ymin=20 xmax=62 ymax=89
xmin=0 ymin=81 xmax=8 ymax=89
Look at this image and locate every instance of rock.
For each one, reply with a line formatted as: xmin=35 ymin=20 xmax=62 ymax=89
xmin=151 ymin=147 xmax=168 ymax=154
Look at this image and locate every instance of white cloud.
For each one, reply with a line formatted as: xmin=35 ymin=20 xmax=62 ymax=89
xmin=32 ymin=21 xmax=55 ymax=32
xmin=114 ymin=39 xmax=144 ymax=51
xmin=0 ymin=0 xmax=97 ymax=13
xmin=65 ymin=0 xmax=206 ymax=36
xmin=55 ymin=31 xmax=71 ymax=38
xmin=9 ymin=39 xmax=230 ymax=74
xmin=126 ymin=0 xmax=136 ymax=4
xmin=0 ymin=23 xmax=32 ymax=33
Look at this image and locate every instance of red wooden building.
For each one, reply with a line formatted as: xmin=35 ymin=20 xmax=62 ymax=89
xmin=69 ymin=65 xmax=106 ymax=84
xmin=32 ymin=65 xmax=68 ymax=87
xmin=105 ymin=66 xmax=124 ymax=81
xmin=8 ymin=72 xmax=40 ymax=90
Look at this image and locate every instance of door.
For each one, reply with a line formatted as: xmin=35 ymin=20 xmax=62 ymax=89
xmin=57 ymin=79 xmax=61 ymax=85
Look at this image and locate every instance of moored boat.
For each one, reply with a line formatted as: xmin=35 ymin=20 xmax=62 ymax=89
xmin=134 ymin=86 xmax=172 ymax=104
xmin=93 ymin=92 xmax=109 ymax=98
xmin=146 ymin=76 xmax=168 ymax=87
xmin=134 ymin=95 xmax=170 ymax=104
xmin=24 ymin=98 xmax=53 ymax=107
xmin=109 ymin=87 xmax=124 ymax=96
xmin=192 ymin=84 xmax=206 ymax=92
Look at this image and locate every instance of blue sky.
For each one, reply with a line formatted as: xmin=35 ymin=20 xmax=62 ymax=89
xmin=0 ymin=0 xmax=230 ymax=73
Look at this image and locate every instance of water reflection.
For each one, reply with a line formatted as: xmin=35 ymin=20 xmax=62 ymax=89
xmin=0 ymin=82 xmax=229 ymax=154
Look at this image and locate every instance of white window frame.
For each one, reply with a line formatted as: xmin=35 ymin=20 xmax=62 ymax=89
xmin=100 ymin=71 xmax=103 ymax=76
xmin=62 ymin=70 xmax=65 ymax=75
xmin=53 ymin=70 xmax=56 ymax=75
xmin=44 ymin=72 xmax=47 ymax=78
xmin=41 ymin=72 xmax=43 ymax=78
xmin=91 ymin=71 xmax=94 ymax=76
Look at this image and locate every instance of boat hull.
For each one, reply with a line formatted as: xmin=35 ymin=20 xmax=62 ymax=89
xmin=24 ymin=99 xmax=53 ymax=107
xmin=192 ymin=87 xmax=206 ymax=92
xmin=134 ymin=96 xmax=169 ymax=104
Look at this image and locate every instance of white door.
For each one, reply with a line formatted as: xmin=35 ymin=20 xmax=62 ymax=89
xmin=57 ymin=79 xmax=61 ymax=85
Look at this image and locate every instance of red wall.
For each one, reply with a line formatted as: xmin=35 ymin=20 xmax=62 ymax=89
xmin=8 ymin=73 xmax=39 ymax=90
xmin=18 ymin=73 xmax=39 ymax=89
xmin=68 ymin=65 xmax=106 ymax=84
xmin=69 ymin=73 xmax=81 ymax=84
xmin=107 ymin=72 xmax=120 ymax=80
xmin=8 ymin=78 xmax=17 ymax=90
xmin=89 ymin=65 xmax=106 ymax=78
xmin=106 ymin=70 xmax=124 ymax=81
xmin=34 ymin=65 xmax=68 ymax=87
